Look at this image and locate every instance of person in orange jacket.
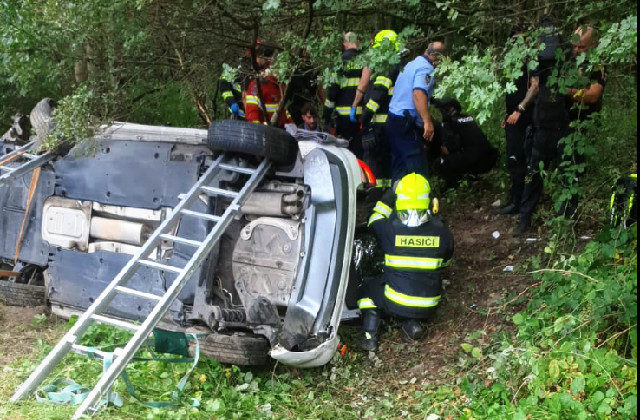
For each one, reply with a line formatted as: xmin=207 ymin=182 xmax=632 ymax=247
xmin=244 ymin=45 xmax=291 ymax=127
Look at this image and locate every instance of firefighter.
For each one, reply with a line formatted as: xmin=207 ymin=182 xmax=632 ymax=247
xmin=358 ymin=173 xmax=454 ymax=351
xmin=244 ymin=45 xmax=291 ymax=127
xmin=324 ymin=32 xmax=366 ymax=157
xmin=218 ymin=56 xmax=251 ymax=120
xmin=361 ymin=30 xmax=405 ymax=189
xmin=610 ymin=173 xmax=637 ymax=228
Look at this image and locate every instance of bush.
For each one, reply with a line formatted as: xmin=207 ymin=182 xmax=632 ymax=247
xmin=458 ymin=225 xmax=637 ymax=419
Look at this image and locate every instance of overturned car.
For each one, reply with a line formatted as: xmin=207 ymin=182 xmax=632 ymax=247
xmin=1 ymin=112 xmax=368 ymax=368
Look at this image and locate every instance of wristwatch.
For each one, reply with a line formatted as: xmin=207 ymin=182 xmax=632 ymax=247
xmin=517 ymin=104 xmax=526 ymax=112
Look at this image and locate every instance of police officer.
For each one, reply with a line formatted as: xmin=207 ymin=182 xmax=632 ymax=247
xmin=386 ymin=42 xmax=445 ymax=180
xmin=497 ymin=32 xmax=533 ymax=214
xmin=358 ymin=173 xmax=454 ymax=351
xmin=324 ymin=32 xmax=366 ymax=157
xmin=514 ymin=21 xmax=605 ymax=235
xmin=361 ymin=30 xmax=405 ymax=189
xmin=433 ymin=97 xmax=498 ymax=188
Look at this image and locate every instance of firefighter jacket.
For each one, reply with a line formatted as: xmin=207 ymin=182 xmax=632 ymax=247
xmin=220 ymin=75 xmax=245 ymax=119
xmin=219 ymin=58 xmax=251 ymax=119
xmin=324 ymin=48 xmax=364 ymax=124
xmin=364 ymin=197 xmax=454 ymax=319
xmin=245 ymin=75 xmax=291 ymax=127
xmin=361 ymin=60 xmax=403 ymax=127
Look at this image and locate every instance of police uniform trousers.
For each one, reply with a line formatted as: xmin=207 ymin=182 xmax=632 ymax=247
xmin=519 ymin=123 xmax=578 ymax=218
xmin=504 ymin=120 xmax=530 ymax=206
xmin=386 ymin=113 xmax=428 ymax=181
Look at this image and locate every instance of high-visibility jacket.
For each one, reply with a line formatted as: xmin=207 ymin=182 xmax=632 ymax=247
xmin=361 ymin=61 xmax=403 ymax=127
xmin=324 ymin=48 xmax=364 ymax=125
xmin=219 ymin=75 xmax=246 ymax=119
xmin=245 ymin=75 xmax=291 ymax=127
xmin=361 ymin=197 xmax=454 ymax=318
xmin=610 ymin=173 xmax=637 ymax=228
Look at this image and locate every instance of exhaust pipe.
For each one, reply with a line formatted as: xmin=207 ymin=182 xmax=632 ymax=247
xmin=241 ymin=188 xmax=305 ymax=217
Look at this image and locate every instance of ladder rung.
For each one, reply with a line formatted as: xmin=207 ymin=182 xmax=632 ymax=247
xmin=159 ymin=234 xmax=202 ymax=247
xmin=180 ymin=209 xmax=221 ymax=222
xmin=219 ymin=163 xmax=256 ymax=175
xmin=200 ymin=186 xmax=238 ymax=198
xmin=138 ymin=259 xmax=183 ymax=274
xmin=0 ymin=166 xmax=14 ymax=172
xmin=115 ymin=286 xmax=162 ymax=301
xmin=23 ymin=153 xmax=37 ymax=160
xmin=91 ymin=314 xmax=139 ymax=331
xmin=71 ymin=344 xmax=111 ymax=360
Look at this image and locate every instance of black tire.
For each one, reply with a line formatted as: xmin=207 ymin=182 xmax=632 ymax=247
xmin=0 ymin=280 xmax=46 ymax=307
xmin=189 ymin=331 xmax=270 ymax=366
xmin=29 ymin=98 xmax=56 ymax=150
xmin=207 ymin=120 xmax=297 ymax=165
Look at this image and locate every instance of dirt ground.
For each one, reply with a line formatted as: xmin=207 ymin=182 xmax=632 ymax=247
xmin=346 ymin=183 xmax=550 ymax=384
xmin=0 ymin=305 xmax=59 ymax=366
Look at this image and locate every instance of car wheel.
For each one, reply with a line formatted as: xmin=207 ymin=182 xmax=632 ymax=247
xmin=207 ymin=120 xmax=297 ymax=166
xmin=0 ymin=280 xmax=46 ymax=307
xmin=189 ymin=331 xmax=270 ymax=366
xmin=29 ymin=98 xmax=56 ymax=150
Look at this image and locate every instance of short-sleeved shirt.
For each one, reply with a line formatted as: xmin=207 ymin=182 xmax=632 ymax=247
xmin=389 ymin=55 xmax=435 ymax=118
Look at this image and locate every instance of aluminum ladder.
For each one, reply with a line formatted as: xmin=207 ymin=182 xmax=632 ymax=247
xmin=0 ymin=141 xmax=54 ymax=187
xmin=10 ymin=154 xmax=270 ymax=419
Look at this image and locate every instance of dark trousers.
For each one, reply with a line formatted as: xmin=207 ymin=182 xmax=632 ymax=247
xmin=359 ymin=276 xmax=436 ymax=321
xmin=386 ymin=113 xmax=428 ymax=181
xmin=336 ymin=116 xmax=363 ymax=158
xmin=519 ymin=124 xmax=576 ymax=219
xmin=505 ymin=122 xmax=529 ymax=206
xmin=362 ymin=123 xmax=391 ymax=182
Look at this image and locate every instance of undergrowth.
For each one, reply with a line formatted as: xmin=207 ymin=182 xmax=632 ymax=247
xmin=451 ymin=225 xmax=637 ymax=419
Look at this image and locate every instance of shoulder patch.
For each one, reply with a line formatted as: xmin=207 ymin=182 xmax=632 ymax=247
xmin=425 ymin=74 xmax=431 ymax=84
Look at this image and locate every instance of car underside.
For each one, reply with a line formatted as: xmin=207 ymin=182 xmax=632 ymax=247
xmin=0 ymin=119 xmax=365 ymax=367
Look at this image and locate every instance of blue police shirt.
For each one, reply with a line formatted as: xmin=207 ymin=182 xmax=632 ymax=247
xmin=388 ymin=55 xmax=435 ymax=118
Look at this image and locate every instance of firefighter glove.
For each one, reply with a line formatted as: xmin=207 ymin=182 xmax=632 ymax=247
xmin=349 ymin=106 xmax=358 ymax=123
xmin=230 ymin=102 xmax=240 ymax=115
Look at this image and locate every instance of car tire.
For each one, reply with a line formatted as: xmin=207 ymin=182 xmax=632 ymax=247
xmin=0 ymin=280 xmax=46 ymax=307
xmin=189 ymin=331 xmax=270 ymax=366
xmin=29 ymin=98 xmax=56 ymax=150
xmin=207 ymin=120 xmax=297 ymax=166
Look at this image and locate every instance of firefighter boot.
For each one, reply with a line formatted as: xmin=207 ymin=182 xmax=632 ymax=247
xmin=401 ymin=319 xmax=426 ymax=343
xmin=361 ymin=309 xmax=382 ymax=352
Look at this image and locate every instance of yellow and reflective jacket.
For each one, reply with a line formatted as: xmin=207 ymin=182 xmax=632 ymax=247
xmin=324 ymin=48 xmax=364 ymax=123
xmin=368 ymin=198 xmax=454 ymax=317
xmin=361 ymin=59 xmax=405 ymax=127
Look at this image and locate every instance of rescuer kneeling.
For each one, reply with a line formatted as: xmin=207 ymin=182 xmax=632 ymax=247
xmin=358 ymin=173 xmax=454 ymax=351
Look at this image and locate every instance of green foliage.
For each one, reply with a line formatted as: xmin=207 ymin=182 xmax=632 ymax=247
xmin=41 ymin=85 xmax=98 ymax=152
xmin=453 ymin=225 xmax=637 ymax=419
xmin=435 ymin=49 xmax=504 ymax=124
xmin=591 ymin=16 xmax=638 ymax=66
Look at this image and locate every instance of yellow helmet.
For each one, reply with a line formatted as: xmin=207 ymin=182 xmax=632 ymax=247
xmin=395 ymin=173 xmax=431 ymax=211
xmin=373 ymin=30 xmax=400 ymax=50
